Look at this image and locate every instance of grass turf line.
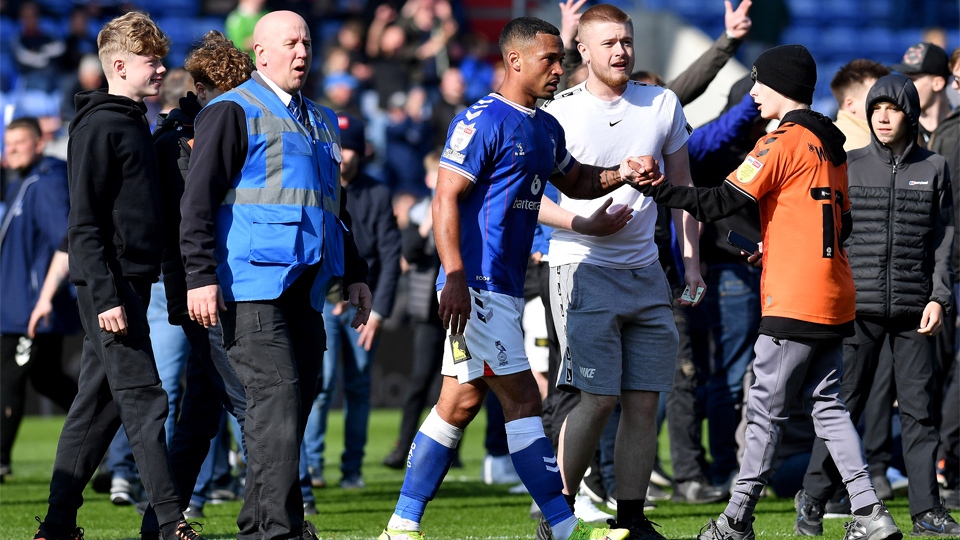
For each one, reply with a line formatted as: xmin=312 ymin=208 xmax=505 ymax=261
xmin=0 ymin=411 xmax=929 ymax=539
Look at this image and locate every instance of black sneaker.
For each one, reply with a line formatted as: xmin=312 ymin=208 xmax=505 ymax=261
xmin=535 ymin=515 xmax=552 ymax=540
xmin=912 ymin=507 xmax=960 ymax=536
xmin=304 ymin=500 xmax=319 ymax=516
xmin=673 ymin=478 xmax=728 ymax=504
xmin=383 ymin=448 xmax=407 ymax=470
xmin=841 ymin=503 xmax=901 ymax=540
xmin=621 ymin=516 xmax=667 ymax=540
xmin=302 ymin=520 xmax=320 ymax=540
xmin=872 ymin=475 xmax=894 ymax=501
xmin=824 ymin=490 xmax=851 ymax=518
xmin=795 ymin=489 xmax=825 ymax=536
xmin=34 ymin=517 xmax=84 ymax=540
xmin=165 ymin=521 xmax=204 ymax=540
xmin=697 ymin=514 xmax=755 ymax=540
xmin=580 ymin=463 xmax=608 ymax=504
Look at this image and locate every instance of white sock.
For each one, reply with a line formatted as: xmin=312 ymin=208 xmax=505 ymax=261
xmin=419 ymin=407 xmax=464 ymax=448
xmin=387 ymin=514 xmax=420 ymax=532
xmin=551 ymin=515 xmax=579 ymax=540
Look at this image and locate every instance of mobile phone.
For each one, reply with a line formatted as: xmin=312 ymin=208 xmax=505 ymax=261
xmin=727 ymin=230 xmax=759 ymax=255
xmin=680 ymin=285 xmax=705 ymax=303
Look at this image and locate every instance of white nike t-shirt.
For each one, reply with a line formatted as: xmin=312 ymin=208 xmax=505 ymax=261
xmin=543 ymin=80 xmax=689 ymax=269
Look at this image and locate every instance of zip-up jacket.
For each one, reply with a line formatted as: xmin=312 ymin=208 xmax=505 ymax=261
xmin=845 ymin=73 xmax=955 ymax=318
xmin=0 ymin=156 xmax=76 ymax=334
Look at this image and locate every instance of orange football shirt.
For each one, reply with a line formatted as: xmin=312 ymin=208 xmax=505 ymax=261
xmin=724 ymin=121 xmax=856 ymax=325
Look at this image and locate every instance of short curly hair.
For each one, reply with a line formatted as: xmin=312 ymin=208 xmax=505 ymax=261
xmin=184 ymin=31 xmax=254 ymax=92
xmin=97 ymin=11 xmax=170 ymax=68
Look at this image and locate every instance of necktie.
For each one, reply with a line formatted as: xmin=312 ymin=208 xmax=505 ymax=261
xmin=288 ymin=94 xmax=305 ymax=126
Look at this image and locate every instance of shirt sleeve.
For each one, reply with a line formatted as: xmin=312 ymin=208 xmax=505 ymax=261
xmin=551 ymin=119 xmax=574 ymax=176
xmin=439 ymin=113 xmax=493 ymax=183
xmin=180 ymin=101 xmax=247 ymax=290
xmin=663 ymin=91 xmax=691 ymax=156
xmin=723 ymin=133 xmax=788 ymax=202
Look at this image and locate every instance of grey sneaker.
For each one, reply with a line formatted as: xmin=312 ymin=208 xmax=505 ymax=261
xmin=911 ymin=507 xmax=960 ymax=536
xmin=841 ymin=504 xmax=902 ymax=540
xmin=795 ymin=489 xmax=825 ymax=536
xmin=673 ymin=478 xmax=728 ymax=503
xmin=698 ymin=514 xmax=755 ymax=540
xmin=873 ymin=475 xmax=894 ymax=501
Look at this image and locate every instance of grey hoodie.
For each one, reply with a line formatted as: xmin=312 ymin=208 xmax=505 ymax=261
xmin=844 ymin=73 xmax=955 ymax=318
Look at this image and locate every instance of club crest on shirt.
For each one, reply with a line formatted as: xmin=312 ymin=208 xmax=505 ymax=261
xmin=736 ymin=155 xmax=763 ymax=184
xmin=449 ymin=121 xmax=476 ymax=152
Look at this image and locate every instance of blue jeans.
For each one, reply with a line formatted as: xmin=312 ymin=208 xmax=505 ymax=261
xmin=108 ymin=280 xmax=190 ymax=480
xmin=302 ymin=301 xmax=377 ymax=480
xmin=703 ymin=263 xmax=761 ymax=482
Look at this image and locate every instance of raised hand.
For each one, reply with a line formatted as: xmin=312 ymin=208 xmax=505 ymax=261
xmin=724 ymin=0 xmax=753 ymax=40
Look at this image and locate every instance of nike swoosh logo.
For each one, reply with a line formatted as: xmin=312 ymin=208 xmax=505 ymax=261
xmin=609 ymin=120 xmax=622 ymax=126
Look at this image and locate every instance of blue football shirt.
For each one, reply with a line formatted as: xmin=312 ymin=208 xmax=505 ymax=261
xmin=437 ymin=93 xmax=574 ymax=298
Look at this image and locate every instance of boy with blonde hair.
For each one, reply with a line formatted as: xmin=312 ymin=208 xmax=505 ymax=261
xmin=33 ymin=12 xmax=203 ymax=540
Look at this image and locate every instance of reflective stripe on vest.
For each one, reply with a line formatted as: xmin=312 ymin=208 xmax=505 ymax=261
xmin=224 ymin=87 xmax=340 ymax=217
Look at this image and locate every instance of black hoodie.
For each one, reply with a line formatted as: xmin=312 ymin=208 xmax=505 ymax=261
xmin=67 ymin=89 xmax=164 ymax=314
xmin=844 ymin=74 xmax=955 ymax=318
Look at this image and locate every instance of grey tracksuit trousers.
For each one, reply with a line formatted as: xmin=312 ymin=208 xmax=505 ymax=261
xmin=725 ymin=335 xmax=879 ymax=522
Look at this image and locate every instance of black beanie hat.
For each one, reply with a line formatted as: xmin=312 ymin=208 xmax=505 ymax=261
xmin=751 ymin=44 xmax=817 ymax=105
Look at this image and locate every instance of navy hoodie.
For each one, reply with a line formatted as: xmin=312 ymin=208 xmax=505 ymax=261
xmin=67 ymin=89 xmax=164 ymax=314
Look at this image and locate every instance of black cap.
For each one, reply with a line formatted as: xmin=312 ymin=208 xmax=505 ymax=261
xmin=890 ymin=42 xmax=950 ymax=79
xmin=337 ymin=113 xmax=365 ymax=152
xmin=751 ymin=44 xmax=817 ymax=105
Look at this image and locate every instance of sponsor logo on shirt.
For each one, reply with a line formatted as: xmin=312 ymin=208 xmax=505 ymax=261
xmin=737 ymin=155 xmax=764 ymax=183
xmin=450 ymin=121 xmax=476 ymax=151
xmin=442 ymin=148 xmax=466 ymax=164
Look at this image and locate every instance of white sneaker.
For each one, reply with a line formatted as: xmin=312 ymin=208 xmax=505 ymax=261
xmin=575 ymin=494 xmax=614 ymax=523
xmin=110 ymin=477 xmax=143 ymax=506
xmin=482 ymin=454 xmax=520 ymax=485
xmin=508 ymin=482 xmax=529 ymax=494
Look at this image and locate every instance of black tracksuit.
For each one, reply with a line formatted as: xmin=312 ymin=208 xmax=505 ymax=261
xmin=801 ymin=74 xmax=955 ymax=518
xmin=44 ymin=89 xmax=183 ymax=533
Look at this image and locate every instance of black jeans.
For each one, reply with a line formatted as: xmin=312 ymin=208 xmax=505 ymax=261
xmin=394 ymin=316 xmax=445 ymax=453
xmin=140 ymin=322 xmax=247 ymax=533
xmin=802 ymin=316 xmax=941 ymax=517
xmin=45 ymin=280 xmax=181 ymax=530
xmin=0 ymin=333 xmax=76 ymax=468
xmin=221 ymin=270 xmax=325 ymax=540
xmin=666 ymin=298 xmax=712 ymax=483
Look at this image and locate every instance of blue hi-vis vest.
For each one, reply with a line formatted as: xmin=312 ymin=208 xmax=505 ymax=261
xmin=210 ymin=79 xmax=344 ymax=309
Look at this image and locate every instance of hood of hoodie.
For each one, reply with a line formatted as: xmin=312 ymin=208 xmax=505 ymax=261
xmin=70 ymin=89 xmax=149 ymax=136
xmin=781 ymin=108 xmax=847 ymax=166
xmin=865 ymin=73 xmax=920 ymax=163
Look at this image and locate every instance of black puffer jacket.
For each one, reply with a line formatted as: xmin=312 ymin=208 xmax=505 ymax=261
xmin=845 ymin=74 xmax=955 ymax=319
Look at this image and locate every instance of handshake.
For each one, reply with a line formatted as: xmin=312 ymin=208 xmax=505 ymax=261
xmin=619 ymin=155 xmax=666 ymax=192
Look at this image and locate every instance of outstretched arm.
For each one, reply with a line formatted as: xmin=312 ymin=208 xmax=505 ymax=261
xmin=551 ymin=155 xmax=663 ymax=199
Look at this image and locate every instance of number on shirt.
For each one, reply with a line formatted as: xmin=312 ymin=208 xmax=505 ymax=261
xmin=810 ymin=188 xmax=843 ymax=258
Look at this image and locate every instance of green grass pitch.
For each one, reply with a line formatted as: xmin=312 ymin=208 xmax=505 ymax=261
xmin=0 ymin=411 xmax=928 ymax=539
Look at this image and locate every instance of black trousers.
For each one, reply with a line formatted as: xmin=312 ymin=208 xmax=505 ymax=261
xmin=221 ymin=269 xmax=325 ymax=540
xmin=802 ymin=316 xmax=941 ymax=517
xmin=666 ymin=298 xmax=712 ymax=483
xmin=140 ymin=322 xmax=247 ymax=533
xmin=394 ymin=315 xmax=444 ymax=453
xmin=0 ymin=333 xmax=77 ymax=468
xmin=45 ymin=280 xmax=181 ymax=529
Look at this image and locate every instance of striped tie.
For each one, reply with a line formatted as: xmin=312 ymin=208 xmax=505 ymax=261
xmin=288 ymin=94 xmax=305 ymax=126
